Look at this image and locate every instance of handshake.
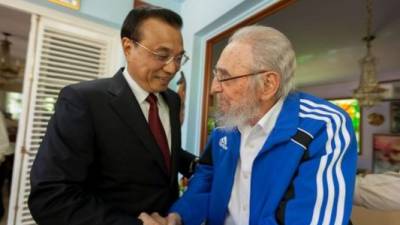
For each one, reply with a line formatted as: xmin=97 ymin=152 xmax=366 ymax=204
xmin=138 ymin=212 xmax=182 ymax=225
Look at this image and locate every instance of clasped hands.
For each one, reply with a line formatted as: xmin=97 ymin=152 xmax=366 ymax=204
xmin=138 ymin=212 xmax=181 ymax=225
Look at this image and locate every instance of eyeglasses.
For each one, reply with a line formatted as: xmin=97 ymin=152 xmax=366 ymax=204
xmin=133 ymin=40 xmax=189 ymax=67
xmin=212 ymin=68 xmax=269 ymax=83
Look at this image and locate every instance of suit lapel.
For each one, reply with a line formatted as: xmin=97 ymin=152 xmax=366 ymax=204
xmin=108 ymin=70 xmax=168 ymax=176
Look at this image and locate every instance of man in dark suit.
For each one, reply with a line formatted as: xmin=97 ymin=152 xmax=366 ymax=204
xmin=28 ymin=6 xmax=195 ymax=225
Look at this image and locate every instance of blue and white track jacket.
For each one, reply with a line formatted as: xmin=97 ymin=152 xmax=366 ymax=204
xmin=171 ymin=92 xmax=357 ymax=225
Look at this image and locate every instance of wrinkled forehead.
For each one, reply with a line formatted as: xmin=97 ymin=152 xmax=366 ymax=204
xmin=217 ymin=42 xmax=253 ymax=73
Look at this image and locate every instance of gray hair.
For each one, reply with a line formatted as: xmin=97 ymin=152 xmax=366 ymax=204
xmin=228 ymin=25 xmax=296 ymax=98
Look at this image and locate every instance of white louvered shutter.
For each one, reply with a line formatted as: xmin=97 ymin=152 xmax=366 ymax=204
xmin=8 ymin=15 xmax=120 ymax=225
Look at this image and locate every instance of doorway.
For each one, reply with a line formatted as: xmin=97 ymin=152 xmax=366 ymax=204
xmin=0 ymin=5 xmax=30 ymax=225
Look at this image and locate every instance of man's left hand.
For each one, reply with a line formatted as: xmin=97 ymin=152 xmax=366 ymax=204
xmin=138 ymin=212 xmax=166 ymax=225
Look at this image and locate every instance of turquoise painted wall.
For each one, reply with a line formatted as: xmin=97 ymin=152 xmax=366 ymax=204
xmin=25 ymin=0 xmax=132 ymax=28
xmin=143 ymin=0 xmax=180 ymax=13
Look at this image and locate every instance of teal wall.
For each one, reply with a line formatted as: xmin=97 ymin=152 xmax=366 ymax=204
xmin=25 ymin=0 xmax=132 ymax=28
xmin=143 ymin=0 xmax=180 ymax=13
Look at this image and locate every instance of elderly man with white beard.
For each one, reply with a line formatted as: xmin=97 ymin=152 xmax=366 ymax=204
xmin=163 ymin=25 xmax=358 ymax=225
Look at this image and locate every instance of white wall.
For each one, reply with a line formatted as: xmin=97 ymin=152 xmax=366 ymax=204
xmin=144 ymin=0 xmax=181 ymax=13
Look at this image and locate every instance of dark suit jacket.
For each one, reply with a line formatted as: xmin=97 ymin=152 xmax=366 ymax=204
xmin=28 ymin=68 xmax=195 ymax=225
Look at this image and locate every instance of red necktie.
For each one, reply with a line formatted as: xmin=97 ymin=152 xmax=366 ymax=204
xmin=146 ymin=93 xmax=171 ymax=173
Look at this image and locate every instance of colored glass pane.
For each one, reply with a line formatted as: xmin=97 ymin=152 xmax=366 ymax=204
xmin=330 ymin=99 xmax=361 ymax=153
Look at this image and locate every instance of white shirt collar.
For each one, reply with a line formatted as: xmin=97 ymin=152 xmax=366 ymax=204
xmin=256 ymin=97 xmax=284 ymax=134
xmin=238 ymin=97 xmax=284 ymax=136
xmin=122 ymin=67 xmax=162 ymax=104
xmin=122 ymin=67 xmax=172 ymax=150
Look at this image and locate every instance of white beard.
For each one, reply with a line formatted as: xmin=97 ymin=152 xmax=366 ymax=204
xmin=214 ymin=87 xmax=260 ymax=130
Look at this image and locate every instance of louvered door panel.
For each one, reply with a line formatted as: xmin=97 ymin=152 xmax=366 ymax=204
xmin=8 ymin=16 xmax=118 ymax=225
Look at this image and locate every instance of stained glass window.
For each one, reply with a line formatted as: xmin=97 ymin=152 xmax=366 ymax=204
xmin=330 ymin=98 xmax=361 ymax=153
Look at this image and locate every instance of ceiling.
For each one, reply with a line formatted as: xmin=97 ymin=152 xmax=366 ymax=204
xmin=211 ymin=0 xmax=400 ymax=88
xmin=260 ymin=0 xmax=400 ymax=88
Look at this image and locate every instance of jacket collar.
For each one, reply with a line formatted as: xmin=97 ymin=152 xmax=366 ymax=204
xmin=259 ymin=92 xmax=300 ymax=153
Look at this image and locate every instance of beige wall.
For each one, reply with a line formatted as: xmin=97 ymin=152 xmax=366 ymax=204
xmin=352 ymin=206 xmax=400 ymax=225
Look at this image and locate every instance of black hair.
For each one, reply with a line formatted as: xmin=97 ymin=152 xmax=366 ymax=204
xmin=120 ymin=6 xmax=183 ymax=41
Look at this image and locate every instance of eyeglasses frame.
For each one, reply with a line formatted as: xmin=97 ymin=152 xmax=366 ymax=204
xmin=133 ymin=40 xmax=189 ymax=67
xmin=213 ymin=69 xmax=270 ymax=83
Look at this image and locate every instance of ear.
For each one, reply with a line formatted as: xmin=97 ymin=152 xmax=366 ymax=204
xmin=260 ymin=71 xmax=281 ymax=101
xmin=122 ymin=37 xmax=134 ymax=58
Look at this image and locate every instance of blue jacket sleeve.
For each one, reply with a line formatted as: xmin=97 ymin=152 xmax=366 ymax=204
xmin=169 ymin=136 xmax=214 ymax=225
xmin=275 ymin=109 xmax=357 ymax=225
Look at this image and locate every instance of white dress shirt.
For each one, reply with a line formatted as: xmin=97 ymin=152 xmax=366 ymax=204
xmin=122 ymin=68 xmax=171 ymax=151
xmin=224 ymin=98 xmax=284 ymax=225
